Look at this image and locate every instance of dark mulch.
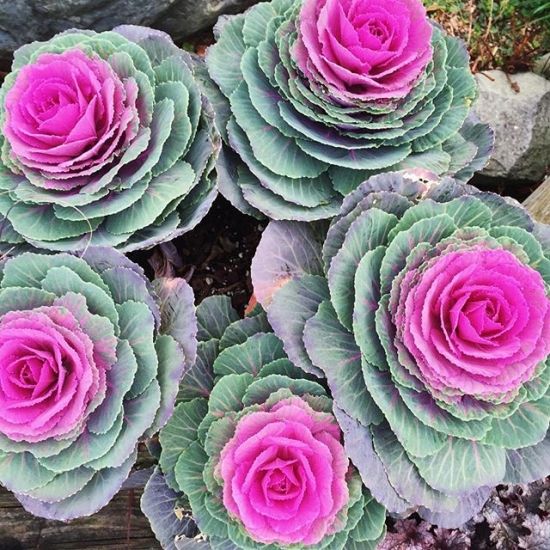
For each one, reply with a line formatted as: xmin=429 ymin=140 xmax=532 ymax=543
xmin=129 ymin=196 xmax=266 ymax=315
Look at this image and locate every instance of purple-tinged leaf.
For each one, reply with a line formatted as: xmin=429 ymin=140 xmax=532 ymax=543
xmin=267 ymin=274 xmax=329 ymax=376
xmin=17 ymin=450 xmax=137 ymax=521
xmin=251 ymin=220 xmax=325 ymax=307
xmin=141 ymin=467 xmax=200 ymax=550
xmin=333 ymin=407 xmax=412 ymax=515
xmin=304 ymin=300 xmax=383 ymax=427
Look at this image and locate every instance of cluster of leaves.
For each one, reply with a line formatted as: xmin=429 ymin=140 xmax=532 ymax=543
xmin=206 ymin=0 xmax=493 ymax=221
xmin=427 ymin=0 xmax=550 ymax=73
xmin=0 ymin=248 xmax=197 ymax=521
xmin=0 ymin=27 xmax=220 ymax=253
xmin=252 ymin=170 xmax=550 ymax=530
xmin=141 ymin=296 xmax=387 ymax=550
xmin=376 ymin=476 xmax=550 ymax=549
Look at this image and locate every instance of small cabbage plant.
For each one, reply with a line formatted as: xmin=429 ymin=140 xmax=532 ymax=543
xmin=0 ymin=248 xmax=197 ymax=520
xmin=141 ymin=296 xmax=387 ymax=550
xmin=251 ymin=171 xmax=550 ymax=527
xmin=206 ymin=0 xmax=493 ymax=221
xmin=0 ymin=26 xmax=219 ymax=253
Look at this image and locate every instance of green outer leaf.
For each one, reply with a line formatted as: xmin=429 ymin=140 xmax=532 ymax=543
xmin=215 ymin=145 xmax=265 ymax=218
xmin=160 ymin=399 xmax=209 ymax=493
xmin=86 ymin=377 xmax=160 ymax=469
xmin=333 ymin=408 xmax=411 ymax=514
xmin=21 ymin=467 xmax=95 ymax=503
xmin=100 ymin=266 xmax=159 ymax=323
xmin=362 ymin=365 xmax=447 ymax=458
xmin=477 ymin=193 xmax=534 ymax=231
xmin=0 ymin=451 xmax=57 ymax=493
xmin=196 ymin=295 xmax=239 ymax=342
xmin=295 ymin=137 xmax=411 ymax=170
xmin=379 ymin=213 xmax=457 ymax=296
xmin=397 ymin=383 xmax=491 ymax=441
xmin=86 ymin=339 xmax=138 ymax=435
xmin=504 ymin=430 xmax=550 ymax=484
xmin=1 ymin=252 xmax=109 ymax=293
xmin=7 ymin=203 xmax=101 ymax=242
xmin=304 ymin=300 xmax=383 ymax=427
xmin=240 ymin=47 xmax=301 ymax=140
xmin=350 ymin=493 xmax=387 ymax=542
xmin=258 ymin=357 xmax=310 ymax=379
xmin=418 ymin=486 xmax=492 ymax=529
xmin=370 ymin=423 xmax=458 ymax=513
xmin=141 ymin=467 xmax=200 ymax=550
xmin=207 ymin=373 xmax=253 ymax=416
xmin=105 ymin=160 xmax=196 ymax=236
xmin=481 ymin=395 xmax=550 ymax=449
xmin=147 ymin=334 xmax=186 ymax=435
xmin=242 ymin=374 xmax=327 ymax=407
xmin=17 ymin=449 xmax=137 ymax=522
xmin=0 ymin=287 xmax=55 ymax=315
xmin=153 ymin=81 xmax=192 ymax=175
xmin=228 ymin=116 xmax=337 ymax=209
xmin=230 ymin=81 xmax=327 ymax=179
xmin=213 ymin=332 xmax=285 ymax=377
xmin=352 ymin=246 xmax=387 ymax=369
xmin=203 ymin=416 xmax=237 ymax=462
xmin=175 ymin=441 xmax=227 ymax=538
xmin=239 ymin=168 xmax=341 ymax=221
xmin=323 ymin=184 xmax=416 ymax=271
xmin=37 ymin=412 xmax=124 ymax=472
xmin=177 ymin=340 xmax=216 ymax=403
xmin=328 ymin=209 xmax=398 ymax=331
xmin=117 ymin=300 xmax=158 ymax=398
xmin=242 ymin=1 xmax=277 ymax=46
xmin=219 ymin=311 xmax=271 ymax=351
xmin=40 ymin=266 xmax=118 ymax=325
xmin=206 ymin=14 xmax=247 ymax=97
xmin=413 ymin=436 xmax=506 ymax=495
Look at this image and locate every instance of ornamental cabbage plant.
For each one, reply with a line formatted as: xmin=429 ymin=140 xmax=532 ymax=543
xmin=0 ymin=26 xmax=219 ymax=253
xmin=142 ymin=296 xmax=387 ymax=549
xmin=206 ymin=0 xmax=493 ymax=221
xmin=0 ymin=247 xmax=197 ymax=520
xmin=251 ymin=171 xmax=550 ymax=527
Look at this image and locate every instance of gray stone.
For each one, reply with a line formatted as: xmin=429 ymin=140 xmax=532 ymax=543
xmin=534 ymin=53 xmax=550 ymax=80
xmin=474 ymin=70 xmax=550 ymax=181
xmin=0 ymin=0 xmax=258 ymax=69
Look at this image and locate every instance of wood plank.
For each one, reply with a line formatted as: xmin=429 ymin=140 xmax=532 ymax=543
xmin=523 ymin=176 xmax=550 ymax=224
xmin=0 ymin=486 xmax=161 ymax=550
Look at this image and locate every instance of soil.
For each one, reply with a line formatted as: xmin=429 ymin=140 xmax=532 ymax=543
xmin=129 ymin=195 xmax=266 ymax=316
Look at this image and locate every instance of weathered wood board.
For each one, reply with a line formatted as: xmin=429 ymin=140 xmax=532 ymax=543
xmin=0 ymin=487 xmax=161 ymax=550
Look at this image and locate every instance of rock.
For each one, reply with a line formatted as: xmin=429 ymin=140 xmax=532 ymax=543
xmin=155 ymin=0 xmax=259 ymax=45
xmin=534 ymin=53 xmax=550 ymax=80
xmin=0 ymin=0 xmax=258 ymax=69
xmin=474 ymin=70 xmax=550 ymax=181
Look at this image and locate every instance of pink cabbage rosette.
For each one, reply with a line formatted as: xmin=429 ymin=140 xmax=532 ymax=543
xmin=145 ymin=296 xmax=386 ymax=549
xmin=206 ymin=0 xmax=492 ymax=220
xmin=0 ymin=247 xmax=197 ymax=521
xmin=0 ymin=26 xmax=219 ymax=253
xmin=252 ymin=171 xmax=550 ymax=528
xmin=297 ymin=0 xmax=433 ymax=101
